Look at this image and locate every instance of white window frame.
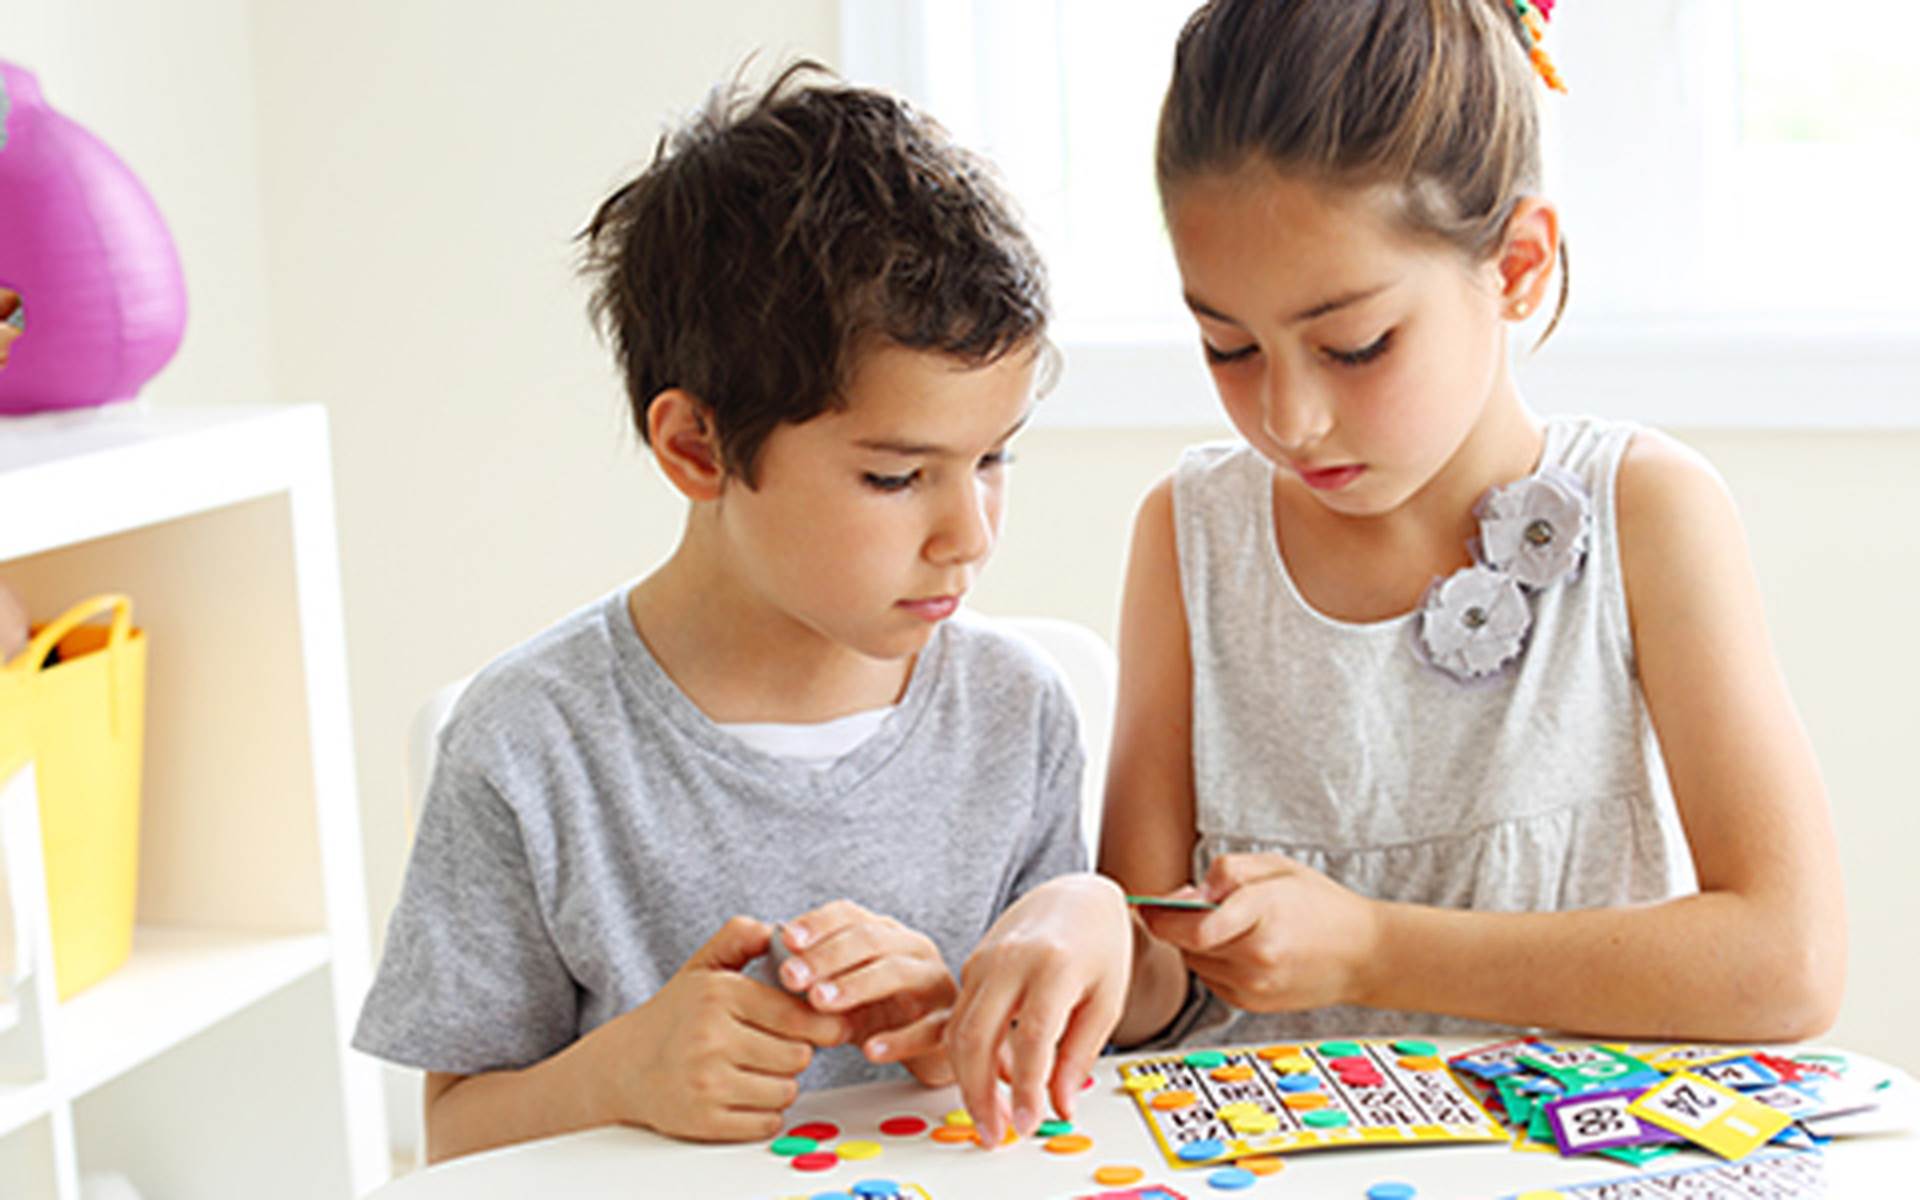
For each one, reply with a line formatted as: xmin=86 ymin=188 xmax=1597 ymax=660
xmin=841 ymin=0 xmax=1920 ymax=429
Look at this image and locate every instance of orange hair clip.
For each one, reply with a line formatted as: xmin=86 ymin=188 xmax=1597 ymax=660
xmin=1510 ymin=0 xmax=1569 ymax=93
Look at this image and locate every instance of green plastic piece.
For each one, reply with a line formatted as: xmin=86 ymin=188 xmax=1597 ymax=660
xmin=769 ymin=1135 xmax=818 ymax=1156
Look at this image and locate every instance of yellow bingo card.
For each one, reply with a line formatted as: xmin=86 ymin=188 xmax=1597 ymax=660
xmin=1626 ymin=1072 xmax=1792 ymax=1160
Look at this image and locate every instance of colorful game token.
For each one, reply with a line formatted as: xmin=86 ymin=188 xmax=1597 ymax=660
xmin=929 ymin=1125 xmax=974 ymax=1145
xmin=1207 ymin=1167 xmax=1257 ymax=1190
xmin=942 ymin=1109 xmax=973 ymax=1128
xmin=1275 ymin=1074 xmax=1321 ymax=1092
xmin=1093 ymin=1165 xmax=1145 ymax=1185
xmin=878 ymin=1116 xmax=928 ymax=1137
xmin=971 ymin=1127 xmax=1018 ymax=1147
xmin=1241 ymin=1156 xmax=1284 ymax=1176
xmin=1178 ymin=1138 xmax=1228 ymax=1162
xmin=771 ymin=1135 xmax=819 ymax=1156
xmin=1319 ymin=1041 xmax=1362 ymax=1058
xmin=1185 ymin=1050 xmax=1228 ymax=1069
xmin=1256 ymin=1044 xmax=1303 ymax=1060
xmin=1366 ymin=1184 xmax=1417 ymax=1200
xmin=1044 ymin=1133 xmax=1094 ymax=1154
xmin=1281 ymin=1092 xmax=1329 ymax=1110
xmin=836 ymin=1140 xmax=882 ymax=1161
xmin=1124 ymin=1072 xmax=1169 ymax=1092
xmin=791 ymin=1151 xmax=839 ymax=1172
xmin=789 ymin=1121 xmax=841 ymax=1142
xmin=1303 ymin=1109 xmax=1351 ymax=1128
xmin=1211 ymin=1064 xmax=1255 ymax=1082
xmin=1037 ymin=1119 xmax=1074 ymax=1136
xmin=1152 ymin=1089 xmax=1198 ymax=1111
xmin=1393 ymin=1040 xmax=1438 ymax=1057
xmin=810 ymin=1191 xmax=855 ymax=1200
xmin=851 ymin=1183 xmax=900 ymax=1199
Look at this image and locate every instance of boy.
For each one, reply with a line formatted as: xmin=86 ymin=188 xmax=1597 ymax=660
xmin=352 ymin=62 xmax=1085 ymax=1162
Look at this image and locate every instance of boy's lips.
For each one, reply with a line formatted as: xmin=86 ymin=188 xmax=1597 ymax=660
xmin=897 ymin=594 xmax=961 ymax=621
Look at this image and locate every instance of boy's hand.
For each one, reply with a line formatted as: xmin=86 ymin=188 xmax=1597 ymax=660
xmin=777 ymin=901 xmax=958 ymax=1087
xmin=613 ymin=916 xmax=850 ymax=1142
xmin=947 ymin=874 xmax=1131 ymax=1148
xmin=1139 ymin=853 xmax=1379 ymax=1013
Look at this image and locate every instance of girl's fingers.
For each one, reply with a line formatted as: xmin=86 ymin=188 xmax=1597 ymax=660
xmin=806 ymin=953 xmax=949 ymax=1014
xmin=865 ymin=1006 xmax=950 ymax=1064
xmin=1050 ymin=988 xmax=1121 ymax=1120
xmin=1005 ymin=976 xmax=1078 ymax=1137
xmin=946 ymin=974 xmax=1022 ymax=1146
xmin=784 ymin=914 xmax=938 ymax=995
xmin=735 ymin=976 xmax=853 ymax=1048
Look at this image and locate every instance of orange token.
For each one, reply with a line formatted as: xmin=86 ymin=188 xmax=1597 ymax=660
xmin=1399 ymin=1055 xmax=1447 ymax=1071
xmin=1256 ymin=1044 xmax=1303 ymax=1060
xmin=1210 ymin=1065 xmax=1256 ymax=1082
xmin=1094 ymin=1165 xmax=1146 ymax=1185
xmin=931 ymin=1125 xmax=975 ymax=1144
xmin=1241 ymin=1156 xmax=1285 ymax=1176
xmin=1282 ymin=1092 xmax=1329 ymax=1110
xmin=1044 ymin=1134 xmax=1094 ymax=1154
xmin=971 ymin=1127 xmax=1018 ymax=1147
xmin=1151 ymin=1089 xmax=1198 ymax=1111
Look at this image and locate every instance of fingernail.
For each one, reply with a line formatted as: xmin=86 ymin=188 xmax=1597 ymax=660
xmin=1013 ymin=1103 xmax=1036 ymax=1134
xmin=866 ymin=1038 xmax=888 ymax=1060
xmin=814 ymin=981 xmax=838 ymax=1004
xmin=785 ymin=923 xmax=810 ymax=948
xmin=783 ymin=959 xmax=811 ymax=987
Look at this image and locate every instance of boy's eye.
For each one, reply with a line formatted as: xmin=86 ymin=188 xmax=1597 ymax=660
xmin=1323 ymin=330 xmax=1393 ymax=367
xmin=863 ymin=470 xmax=919 ymax=493
xmin=1202 ymin=340 xmax=1258 ymax=366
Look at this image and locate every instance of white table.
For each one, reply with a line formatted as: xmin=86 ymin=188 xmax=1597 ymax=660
xmin=366 ymin=1041 xmax=1917 ymax=1198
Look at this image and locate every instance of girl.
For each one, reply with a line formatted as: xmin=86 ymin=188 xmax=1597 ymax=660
xmin=946 ymin=0 xmax=1846 ymax=1145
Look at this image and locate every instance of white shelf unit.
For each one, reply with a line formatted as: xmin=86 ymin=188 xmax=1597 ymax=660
xmin=0 ymin=405 xmax=387 ymax=1198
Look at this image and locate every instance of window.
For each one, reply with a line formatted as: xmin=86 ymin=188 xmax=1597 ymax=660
xmin=842 ymin=0 xmax=1920 ymax=427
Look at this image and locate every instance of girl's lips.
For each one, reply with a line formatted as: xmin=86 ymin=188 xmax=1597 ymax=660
xmin=898 ymin=595 xmax=960 ymax=621
xmin=1295 ymin=463 xmax=1366 ymax=491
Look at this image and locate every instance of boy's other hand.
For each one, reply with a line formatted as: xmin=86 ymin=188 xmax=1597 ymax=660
xmin=613 ymin=916 xmax=849 ymax=1142
xmin=778 ymin=901 xmax=959 ymax=1087
xmin=1139 ymin=853 xmax=1379 ymax=1014
xmin=947 ymin=874 xmax=1131 ymax=1148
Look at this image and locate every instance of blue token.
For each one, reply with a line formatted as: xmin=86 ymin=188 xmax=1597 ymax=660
xmin=1177 ymin=1137 xmax=1228 ymax=1162
xmin=851 ymin=1182 xmax=900 ymax=1199
xmin=1276 ymin=1073 xmax=1322 ymax=1092
xmin=810 ymin=1192 xmax=856 ymax=1200
xmin=1207 ymin=1167 xmax=1257 ymax=1190
xmin=1367 ymin=1184 xmax=1418 ymax=1200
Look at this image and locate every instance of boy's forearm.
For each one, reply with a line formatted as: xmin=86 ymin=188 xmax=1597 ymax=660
xmin=1111 ymin=918 xmax=1190 ymax=1047
xmin=425 ymin=1034 xmax=618 ymax=1164
xmin=1360 ymin=889 xmax=1844 ymax=1042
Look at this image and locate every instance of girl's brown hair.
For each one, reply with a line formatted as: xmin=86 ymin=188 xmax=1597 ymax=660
xmin=1156 ymin=0 xmax=1568 ymax=339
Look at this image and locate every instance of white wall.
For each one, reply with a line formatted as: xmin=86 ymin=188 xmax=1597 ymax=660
xmin=5 ymin=1 xmax=1914 ymax=1142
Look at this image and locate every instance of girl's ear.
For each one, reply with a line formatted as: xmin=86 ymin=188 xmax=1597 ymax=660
xmin=647 ymin=388 xmax=727 ymax=502
xmin=1492 ymin=197 xmax=1561 ymax=321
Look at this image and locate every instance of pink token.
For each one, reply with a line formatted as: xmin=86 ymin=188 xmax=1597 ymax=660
xmin=787 ymin=1122 xmax=840 ymax=1142
xmin=879 ymin=1116 xmax=929 ymax=1137
xmin=790 ymin=1151 xmax=839 ymax=1172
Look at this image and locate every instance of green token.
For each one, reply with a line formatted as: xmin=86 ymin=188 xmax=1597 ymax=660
xmin=1036 ymin=1119 xmax=1074 ymax=1136
xmin=1302 ymin=1109 xmax=1350 ymax=1128
xmin=1185 ymin=1050 xmax=1228 ymax=1068
xmin=1317 ymin=1041 xmax=1362 ymax=1058
xmin=769 ymin=1135 xmax=818 ymax=1156
xmin=1392 ymin=1039 xmax=1438 ymax=1057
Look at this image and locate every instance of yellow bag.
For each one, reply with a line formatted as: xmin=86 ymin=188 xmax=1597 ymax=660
xmin=2 ymin=594 xmax=146 ymax=1000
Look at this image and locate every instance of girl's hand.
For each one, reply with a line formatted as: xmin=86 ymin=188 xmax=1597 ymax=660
xmin=1140 ymin=854 xmax=1380 ymax=1013
xmin=777 ymin=901 xmax=959 ymax=1086
xmin=946 ymin=874 xmax=1132 ymax=1147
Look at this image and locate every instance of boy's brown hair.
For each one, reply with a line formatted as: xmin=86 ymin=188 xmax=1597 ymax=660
xmin=580 ymin=61 xmax=1050 ymax=485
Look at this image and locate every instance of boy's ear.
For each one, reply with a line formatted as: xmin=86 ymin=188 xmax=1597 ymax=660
xmin=1492 ymin=197 xmax=1560 ymax=321
xmin=647 ymin=388 xmax=727 ymax=501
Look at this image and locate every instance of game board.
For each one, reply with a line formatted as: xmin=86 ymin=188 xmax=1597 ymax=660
xmin=1117 ymin=1041 xmax=1506 ymax=1168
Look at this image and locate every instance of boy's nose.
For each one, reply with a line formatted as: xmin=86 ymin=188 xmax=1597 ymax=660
xmin=928 ymin=480 xmax=996 ymax=566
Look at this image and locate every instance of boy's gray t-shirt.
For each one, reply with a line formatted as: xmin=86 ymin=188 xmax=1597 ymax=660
xmin=353 ymin=590 xmax=1087 ymax=1089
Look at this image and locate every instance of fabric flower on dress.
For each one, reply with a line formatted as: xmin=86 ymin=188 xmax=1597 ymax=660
xmin=1416 ymin=565 xmax=1533 ymax=680
xmin=1476 ymin=465 xmax=1591 ymax=589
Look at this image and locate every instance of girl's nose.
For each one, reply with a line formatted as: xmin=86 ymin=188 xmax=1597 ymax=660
xmin=1262 ymin=359 xmax=1332 ymax=453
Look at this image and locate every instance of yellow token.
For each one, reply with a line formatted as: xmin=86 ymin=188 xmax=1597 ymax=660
xmin=1241 ymin=1156 xmax=1285 ymax=1176
xmin=836 ymin=1139 xmax=882 ymax=1161
xmin=1122 ymin=1071 xmax=1168 ymax=1093
xmin=1094 ymin=1165 xmax=1146 ymax=1185
xmin=943 ymin=1108 xmax=974 ymax=1128
xmin=1268 ymin=1056 xmax=1313 ymax=1075
xmin=1216 ymin=1102 xmax=1261 ymax=1119
xmin=1210 ymin=1064 xmax=1256 ymax=1082
xmin=1399 ymin=1055 xmax=1447 ymax=1071
xmin=1230 ymin=1112 xmax=1279 ymax=1134
xmin=1044 ymin=1133 xmax=1094 ymax=1154
xmin=1151 ymin=1089 xmax=1197 ymax=1111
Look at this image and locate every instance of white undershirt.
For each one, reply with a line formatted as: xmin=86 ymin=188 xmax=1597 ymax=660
xmin=717 ymin=706 xmax=896 ymax=769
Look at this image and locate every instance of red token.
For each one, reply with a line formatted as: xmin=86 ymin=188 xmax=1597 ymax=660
xmin=787 ymin=1122 xmax=840 ymax=1142
xmin=879 ymin=1116 xmax=929 ymax=1137
xmin=1082 ymin=1075 xmax=1097 ymax=1090
xmin=791 ymin=1151 xmax=839 ymax=1172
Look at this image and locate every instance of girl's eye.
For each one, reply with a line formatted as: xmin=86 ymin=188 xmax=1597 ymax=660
xmin=1202 ymin=340 xmax=1258 ymax=366
xmin=978 ymin=449 xmax=1016 ymax=472
xmin=863 ymin=470 xmax=918 ymax=493
xmin=1324 ymin=330 xmax=1393 ymax=367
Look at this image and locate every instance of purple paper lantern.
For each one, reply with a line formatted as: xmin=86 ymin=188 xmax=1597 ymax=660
xmin=0 ymin=60 xmax=188 ymax=415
